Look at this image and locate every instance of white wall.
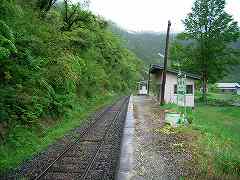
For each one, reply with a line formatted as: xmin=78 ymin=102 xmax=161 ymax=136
xmin=164 ymin=73 xmax=195 ymax=107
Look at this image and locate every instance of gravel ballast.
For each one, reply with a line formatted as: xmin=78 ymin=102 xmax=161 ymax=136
xmin=1 ymin=97 xmax=129 ymax=180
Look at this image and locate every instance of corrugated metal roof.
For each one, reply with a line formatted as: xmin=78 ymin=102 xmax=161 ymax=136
xmin=216 ymin=83 xmax=240 ymax=88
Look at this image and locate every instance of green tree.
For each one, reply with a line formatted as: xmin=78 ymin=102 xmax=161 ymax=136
xmin=177 ymin=0 xmax=239 ymax=102
xmin=0 ymin=0 xmax=141 ymax=136
xmin=37 ymin=0 xmax=57 ymax=15
xmin=60 ymin=0 xmax=91 ymax=31
xmin=0 ymin=20 xmax=17 ymax=81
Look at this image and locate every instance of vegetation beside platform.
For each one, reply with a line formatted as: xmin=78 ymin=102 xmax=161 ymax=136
xmin=161 ymin=100 xmax=240 ymax=178
xmin=191 ymin=105 xmax=240 ymax=178
xmin=0 ymin=0 xmax=141 ymax=172
xmin=0 ymin=93 xmax=117 ymax=171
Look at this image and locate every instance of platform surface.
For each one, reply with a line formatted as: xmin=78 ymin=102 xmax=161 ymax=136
xmin=117 ymin=96 xmax=193 ymax=180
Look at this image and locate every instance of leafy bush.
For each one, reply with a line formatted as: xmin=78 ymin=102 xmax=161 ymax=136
xmin=0 ymin=0 xmax=142 ymax=171
xmin=0 ymin=20 xmax=17 ymax=60
xmin=0 ymin=0 xmax=141 ymax=144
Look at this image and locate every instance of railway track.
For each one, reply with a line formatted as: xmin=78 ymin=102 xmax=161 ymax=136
xmin=11 ymin=96 xmax=129 ymax=180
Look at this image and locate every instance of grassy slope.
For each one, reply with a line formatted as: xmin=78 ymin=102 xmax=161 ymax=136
xmin=0 ymin=93 xmax=118 ymax=172
xmin=193 ymin=105 xmax=240 ymax=176
xmin=0 ymin=1 xmax=141 ymax=173
xmin=162 ymin=94 xmax=240 ymax=177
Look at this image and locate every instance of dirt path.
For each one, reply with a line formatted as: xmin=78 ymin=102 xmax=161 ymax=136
xmin=130 ymin=96 xmax=193 ymax=180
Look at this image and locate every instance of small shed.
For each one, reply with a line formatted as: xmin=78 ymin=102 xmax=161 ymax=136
xmin=216 ymin=83 xmax=240 ymax=95
xmin=149 ymin=64 xmax=200 ymax=107
xmin=137 ymin=81 xmax=148 ymax=95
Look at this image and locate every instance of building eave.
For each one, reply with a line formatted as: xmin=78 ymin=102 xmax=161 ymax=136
xmin=149 ymin=64 xmax=201 ymax=80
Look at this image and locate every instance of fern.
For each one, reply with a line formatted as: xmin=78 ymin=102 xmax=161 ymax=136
xmin=39 ymin=79 xmax=56 ymax=99
xmin=0 ymin=20 xmax=14 ymax=42
xmin=0 ymin=47 xmax=10 ymax=60
xmin=0 ymin=20 xmax=17 ymax=59
xmin=0 ymin=35 xmax=17 ymax=54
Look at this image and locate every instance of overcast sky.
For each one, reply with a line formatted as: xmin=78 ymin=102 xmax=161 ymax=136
xmin=86 ymin=0 xmax=240 ymax=32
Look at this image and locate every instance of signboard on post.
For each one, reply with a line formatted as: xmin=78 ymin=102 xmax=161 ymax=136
xmin=177 ymin=72 xmax=186 ymax=107
xmin=165 ymin=72 xmax=189 ymax=126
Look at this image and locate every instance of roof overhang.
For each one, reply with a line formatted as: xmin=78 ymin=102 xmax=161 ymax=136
xmin=216 ymin=83 xmax=240 ymax=89
xmin=149 ymin=64 xmax=201 ymax=80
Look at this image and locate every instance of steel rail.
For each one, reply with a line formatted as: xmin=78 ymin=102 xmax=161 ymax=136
xmin=81 ymin=111 xmax=120 ymax=179
xmin=82 ymin=96 xmax=129 ymax=179
xmin=33 ymin=97 xmax=128 ymax=180
xmin=34 ymin=103 xmax=114 ymax=179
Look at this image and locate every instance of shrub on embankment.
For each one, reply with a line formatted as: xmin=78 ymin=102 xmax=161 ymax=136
xmin=0 ymin=0 xmax=142 ymax=171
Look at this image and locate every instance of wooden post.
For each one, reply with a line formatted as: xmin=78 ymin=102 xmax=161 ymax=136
xmin=147 ymin=64 xmax=151 ymax=95
xmin=160 ymin=20 xmax=171 ymax=106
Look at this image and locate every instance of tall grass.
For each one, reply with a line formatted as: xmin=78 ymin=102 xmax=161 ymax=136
xmin=192 ymin=105 xmax=240 ymax=176
xmin=161 ymin=100 xmax=240 ymax=177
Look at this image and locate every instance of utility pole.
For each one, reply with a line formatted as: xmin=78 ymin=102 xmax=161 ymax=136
xmin=160 ymin=20 xmax=171 ymax=106
xmin=147 ymin=64 xmax=151 ymax=95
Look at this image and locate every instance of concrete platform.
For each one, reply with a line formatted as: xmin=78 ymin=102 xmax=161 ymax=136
xmin=116 ymin=96 xmax=135 ymax=180
xmin=116 ymin=96 xmax=193 ymax=180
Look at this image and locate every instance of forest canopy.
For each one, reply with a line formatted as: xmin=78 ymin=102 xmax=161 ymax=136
xmin=0 ymin=0 xmax=142 ymax=140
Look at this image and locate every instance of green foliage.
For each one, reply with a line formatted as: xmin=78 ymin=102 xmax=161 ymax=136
xmin=0 ymin=47 xmax=10 ymax=60
xmin=59 ymin=0 xmax=92 ymax=31
xmin=109 ymin=23 xmax=176 ymax=67
xmin=170 ymin=103 xmax=240 ymax=177
xmin=192 ymin=105 xmax=240 ymax=176
xmin=206 ymin=92 xmax=240 ymax=106
xmin=221 ymin=64 xmax=240 ymax=82
xmin=170 ymin=0 xmax=240 ymax=102
xmin=0 ymin=93 xmax=117 ymax=171
xmin=0 ymin=0 xmax=18 ymax=18
xmin=0 ymin=20 xmax=14 ymax=42
xmin=0 ymin=20 xmax=17 ymax=60
xmin=0 ymin=0 xmax=142 ymax=171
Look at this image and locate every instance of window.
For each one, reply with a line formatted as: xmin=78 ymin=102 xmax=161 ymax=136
xmin=186 ymin=85 xmax=193 ymax=94
xmin=174 ymin=84 xmax=177 ymax=94
xmin=174 ymin=84 xmax=193 ymax=94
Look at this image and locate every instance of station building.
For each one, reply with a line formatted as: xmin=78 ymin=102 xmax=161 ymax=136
xmin=149 ymin=64 xmax=200 ymax=107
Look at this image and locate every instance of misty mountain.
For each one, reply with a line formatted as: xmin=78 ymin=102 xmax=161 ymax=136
xmin=109 ymin=23 xmax=240 ymax=83
xmin=109 ymin=23 xmax=176 ymax=66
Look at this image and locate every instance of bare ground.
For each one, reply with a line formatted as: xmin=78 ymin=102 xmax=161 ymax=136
xmin=130 ymin=96 xmax=197 ymax=180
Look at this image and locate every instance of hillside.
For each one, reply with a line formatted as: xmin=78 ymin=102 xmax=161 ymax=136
xmin=110 ymin=23 xmax=240 ymax=83
xmin=0 ymin=0 xmax=142 ymax=171
xmin=110 ymin=23 xmax=176 ymax=66
xmin=221 ymin=65 xmax=240 ymax=83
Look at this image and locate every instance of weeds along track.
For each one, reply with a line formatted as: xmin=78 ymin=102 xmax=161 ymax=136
xmin=5 ymin=97 xmax=129 ymax=180
xmin=36 ymin=97 xmax=129 ymax=180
